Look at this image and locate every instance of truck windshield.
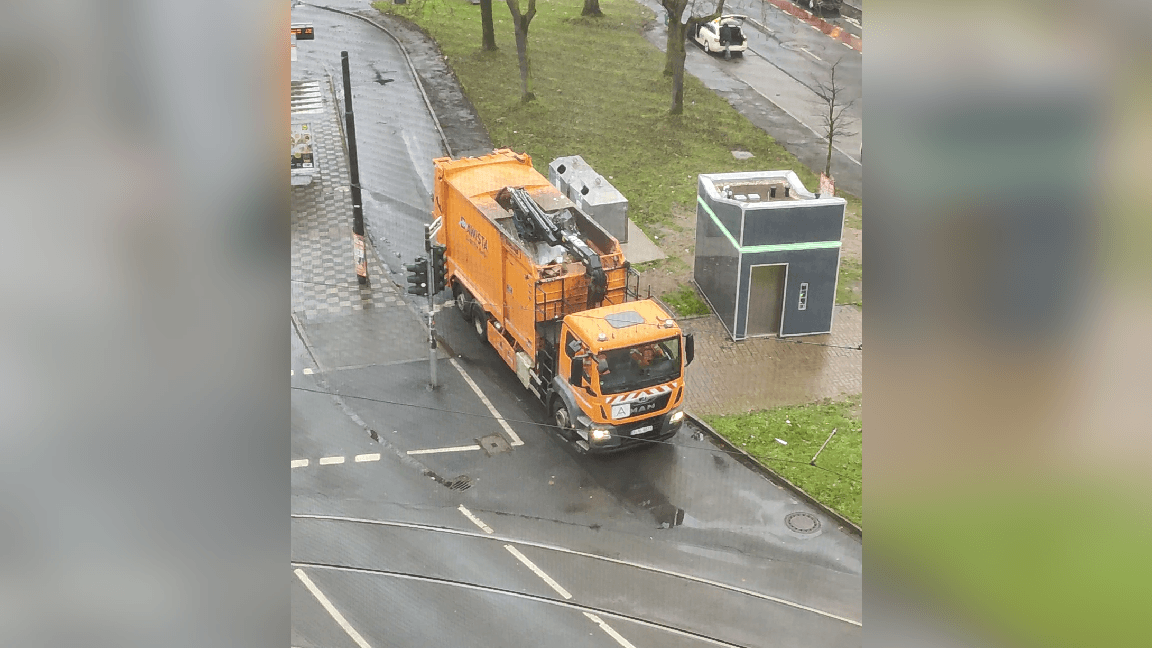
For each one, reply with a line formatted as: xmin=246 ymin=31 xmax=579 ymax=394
xmin=596 ymin=337 xmax=681 ymax=395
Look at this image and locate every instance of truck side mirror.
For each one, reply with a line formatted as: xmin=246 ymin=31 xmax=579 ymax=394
xmin=570 ymin=357 xmax=583 ymax=386
xmin=685 ymin=333 xmax=695 ymax=366
xmin=597 ymin=357 xmax=609 ymax=374
xmin=567 ymin=339 xmax=582 ymax=357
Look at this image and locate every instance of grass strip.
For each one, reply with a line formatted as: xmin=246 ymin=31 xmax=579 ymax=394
xmin=704 ymin=396 xmax=861 ymax=525
xmin=374 ymin=0 xmax=825 ymax=233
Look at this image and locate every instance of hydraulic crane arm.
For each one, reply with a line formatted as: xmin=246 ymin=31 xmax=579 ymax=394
xmin=497 ymin=187 xmax=608 ymax=307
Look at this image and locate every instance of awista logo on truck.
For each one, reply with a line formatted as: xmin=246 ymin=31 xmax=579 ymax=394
xmin=433 ymin=150 xmax=695 ymax=453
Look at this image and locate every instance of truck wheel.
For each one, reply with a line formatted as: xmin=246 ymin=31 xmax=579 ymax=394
xmin=453 ymin=282 xmax=473 ymax=323
xmin=550 ymin=399 xmax=577 ymax=441
xmin=472 ymin=306 xmax=488 ymax=344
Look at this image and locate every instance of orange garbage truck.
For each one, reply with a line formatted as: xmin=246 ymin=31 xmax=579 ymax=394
xmin=433 ymin=149 xmax=695 ymax=452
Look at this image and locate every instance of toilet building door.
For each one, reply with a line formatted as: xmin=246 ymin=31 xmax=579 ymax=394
xmin=746 ymin=264 xmax=786 ymax=337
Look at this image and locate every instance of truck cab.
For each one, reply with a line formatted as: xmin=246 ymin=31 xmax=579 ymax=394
xmin=549 ymin=300 xmax=695 ymax=453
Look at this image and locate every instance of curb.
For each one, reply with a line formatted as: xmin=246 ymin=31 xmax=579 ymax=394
xmin=686 ymin=412 xmax=862 ymax=537
xmin=305 ymin=2 xmax=454 ymax=157
xmin=760 ymin=0 xmax=862 ymax=52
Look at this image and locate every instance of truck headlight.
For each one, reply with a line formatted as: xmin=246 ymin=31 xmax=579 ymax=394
xmin=670 ymin=410 xmax=685 ymax=424
xmin=590 ymin=428 xmax=611 ymax=442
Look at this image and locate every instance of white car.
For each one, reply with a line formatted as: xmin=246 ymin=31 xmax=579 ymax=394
xmin=690 ymin=15 xmax=748 ymax=59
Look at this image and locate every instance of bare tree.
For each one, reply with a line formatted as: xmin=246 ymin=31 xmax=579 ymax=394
xmin=662 ymin=0 xmax=725 ymax=115
xmin=481 ymin=0 xmax=498 ymax=51
xmin=506 ymin=0 xmax=538 ymax=103
xmin=812 ymin=58 xmax=857 ymax=179
xmin=582 ymin=0 xmax=603 ymax=17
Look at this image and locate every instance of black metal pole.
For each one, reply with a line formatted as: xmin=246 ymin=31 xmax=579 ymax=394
xmin=425 ymin=224 xmax=437 ymax=389
xmin=341 ymin=51 xmax=368 ymax=285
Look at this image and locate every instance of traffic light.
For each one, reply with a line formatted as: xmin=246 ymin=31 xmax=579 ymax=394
xmin=405 ymin=256 xmax=428 ymax=296
xmin=430 ymin=245 xmax=448 ymax=294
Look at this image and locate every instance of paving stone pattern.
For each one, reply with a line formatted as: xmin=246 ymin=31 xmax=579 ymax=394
xmin=291 ymin=79 xmax=429 ymax=370
xmin=682 ymin=305 xmax=862 ymax=416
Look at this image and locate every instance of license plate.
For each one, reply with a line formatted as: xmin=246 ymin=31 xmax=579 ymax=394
xmin=630 ymin=425 xmax=654 ymax=436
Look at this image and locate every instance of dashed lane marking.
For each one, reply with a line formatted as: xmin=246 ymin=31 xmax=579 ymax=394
xmin=354 ymin=453 xmax=381 ymax=462
xmin=450 ymin=358 xmax=524 ymax=446
xmin=458 ymin=507 xmax=637 ymax=646
xmin=302 ymin=512 xmax=863 ymax=626
xmin=584 ymin=612 xmax=639 ymax=648
xmin=458 ymin=505 xmax=494 ymax=534
xmin=291 ymin=459 xmax=309 ymax=468
xmin=302 ymin=368 xmax=314 ymax=375
xmin=505 ymin=545 xmax=573 ymax=600
xmin=406 ymin=444 xmax=482 ymax=455
xmin=318 ymin=456 xmax=345 ymax=465
xmin=843 ymin=41 xmax=854 ymax=48
xmin=294 ymin=568 xmax=373 ymax=648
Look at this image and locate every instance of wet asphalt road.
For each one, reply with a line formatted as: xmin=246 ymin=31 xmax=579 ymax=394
xmin=291 ymin=3 xmax=861 ymax=646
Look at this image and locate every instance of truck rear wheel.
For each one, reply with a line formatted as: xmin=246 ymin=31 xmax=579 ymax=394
xmin=472 ymin=306 xmax=488 ymax=344
xmin=453 ymin=282 xmax=473 ymax=323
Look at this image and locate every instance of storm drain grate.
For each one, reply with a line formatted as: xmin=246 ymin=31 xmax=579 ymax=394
xmin=785 ymin=512 xmax=821 ymax=534
xmin=443 ymin=475 xmax=473 ymax=491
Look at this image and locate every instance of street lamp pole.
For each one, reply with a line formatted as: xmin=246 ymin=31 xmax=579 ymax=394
xmin=340 ymin=51 xmax=368 ymax=285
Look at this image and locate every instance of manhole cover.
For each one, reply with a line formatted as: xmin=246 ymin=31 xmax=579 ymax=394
xmin=478 ymin=434 xmax=511 ymax=456
xmin=785 ymin=512 xmax=821 ymax=534
xmin=443 ymin=475 xmax=473 ymax=491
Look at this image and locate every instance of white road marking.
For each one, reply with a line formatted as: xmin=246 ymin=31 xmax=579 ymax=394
xmin=297 ymin=561 xmax=752 ymax=647
xmin=294 ymin=568 xmax=373 ymax=648
xmin=354 ymin=453 xmax=380 ymax=462
xmin=810 ymin=24 xmax=821 ymax=31
xmin=505 ymin=545 xmax=573 ymax=600
xmin=457 ymin=505 xmax=494 ymax=534
xmin=406 ymin=444 xmax=482 ymax=455
xmin=291 ymin=369 xmax=295 ymax=376
xmin=302 ymin=367 xmax=314 ymax=375
xmin=450 ymin=358 xmax=524 ymax=446
xmin=292 ymin=513 xmax=863 ymax=626
xmin=291 ymin=459 xmax=309 ymax=468
xmin=584 ymin=612 xmax=638 ymax=648
xmin=843 ymin=41 xmax=854 ymax=49
xmin=800 ymin=46 xmax=823 ymax=61
xmin=319 ymin=456 xmax=345 ymax=465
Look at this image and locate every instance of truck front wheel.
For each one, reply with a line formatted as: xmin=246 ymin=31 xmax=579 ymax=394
xmin=550 ymin=399 xmax=578 ymax=441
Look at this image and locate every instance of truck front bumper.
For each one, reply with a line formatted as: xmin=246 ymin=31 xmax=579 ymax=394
xmin=582 ymin=410 xmax=685 ymax=453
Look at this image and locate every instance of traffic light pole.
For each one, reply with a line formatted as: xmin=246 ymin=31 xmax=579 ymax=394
xmin=425 ymin=224 xmax=437 ymax=389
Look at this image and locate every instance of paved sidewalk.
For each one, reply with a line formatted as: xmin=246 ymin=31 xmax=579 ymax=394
xmin=291 ymin=79 xmax=430 ymax=371
xmin=682 ymin=305 xmax=862 ymax=416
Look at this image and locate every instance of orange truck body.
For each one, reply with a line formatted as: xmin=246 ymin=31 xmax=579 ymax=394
xmin=433 ymin=150 xmax=693 ymax=452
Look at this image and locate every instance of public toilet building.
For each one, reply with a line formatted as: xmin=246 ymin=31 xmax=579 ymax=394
xmin=693 ymin=170 xmax=846 ymax=340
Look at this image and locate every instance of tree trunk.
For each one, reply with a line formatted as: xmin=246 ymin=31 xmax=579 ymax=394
xmin=506 ymin=0 xmax=537 ymax=103
xmin=481 ymin=0 xmax=497 ymax=51
xmin=514 ymin=27 xmax=533 ymax=102
xmin=664 ymin=14 xmax=680 ymax=76
xmin=668 ymin=21 xmax=687 ymax=114
xmin=582 ymin=0 xmax=602 ymax=17
xmin=825 ymin=94 xmax=834 ymax=176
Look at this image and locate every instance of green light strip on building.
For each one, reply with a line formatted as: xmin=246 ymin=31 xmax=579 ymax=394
xmin=697 ymin=195 xmax=842 ymax=254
